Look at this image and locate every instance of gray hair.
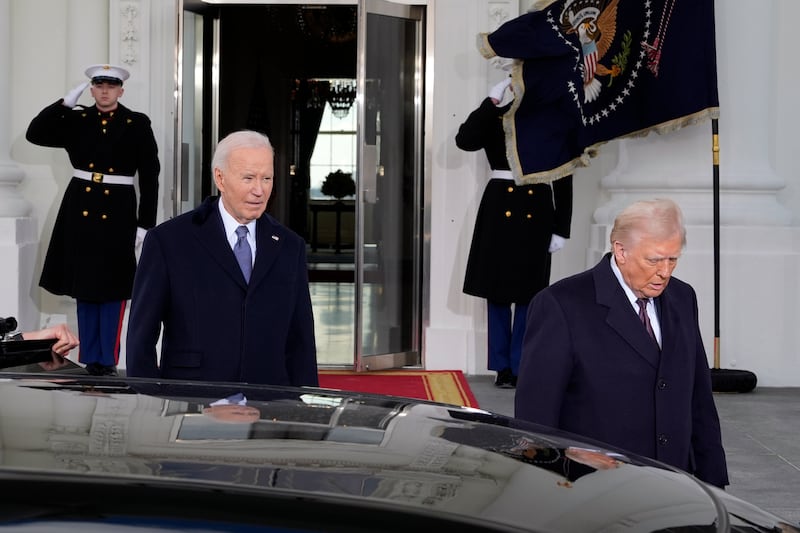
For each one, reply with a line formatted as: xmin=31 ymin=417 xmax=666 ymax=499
xmin=609 ymin=198 xmax=687 ymax=248
xmin=211 ymin=130 xmax=273 ymax=173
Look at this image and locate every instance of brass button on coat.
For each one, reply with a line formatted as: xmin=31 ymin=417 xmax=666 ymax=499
xmin=507 ymin=186 xmax=514 ymax=193
xmin=505 ymin=211 xmax=512 ymax=218
xmin=82 ymin=210 xmax=88 ymax=217
xmin=85 ymin=186 xmax=91 ymax=192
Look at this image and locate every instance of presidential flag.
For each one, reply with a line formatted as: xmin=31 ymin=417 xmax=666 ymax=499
xmin=480 ymin=0 xmax=719 ymax=184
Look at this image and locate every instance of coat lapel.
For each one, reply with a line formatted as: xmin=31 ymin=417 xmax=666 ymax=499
xmin=249 ymin=214 xmax=283 ymax=289
xmin=654 ymin=290 xmax=683 ymax=359
xmin=594 ymin=254 xmax=661 ymax=368
xmin=192 ymin=197 xmax=249 ymax=290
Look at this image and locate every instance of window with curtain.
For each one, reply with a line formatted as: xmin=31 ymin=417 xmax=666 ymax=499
xmin=309 ymin=99 xmax=357 ymax=200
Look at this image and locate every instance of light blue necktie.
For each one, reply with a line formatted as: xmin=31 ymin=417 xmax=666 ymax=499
xmin=234 ymin=225 xmax=252 ymax=283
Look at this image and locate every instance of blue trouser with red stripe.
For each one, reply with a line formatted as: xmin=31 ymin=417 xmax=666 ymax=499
xmin=77 ymin=300 xmax=126 ymax=367
xmin=487 ymin=301 xmax=528 ymax=376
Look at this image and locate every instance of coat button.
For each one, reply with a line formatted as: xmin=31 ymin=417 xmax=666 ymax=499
xmin=102 ymin=214 xmax=108 ymax=220
xmin=526 ymin=214 xmax=532 ymax=219
xmin=85 ymin=186 xmax=91 ymax=192
xmin=108 ymin=167 xmax=114 ymax=172
xmin=658 ymin=434 xmax=668 ymax=446
xmin=82 ymin=210 xmax=88 ymax=217
xmin=104 ymin=189 xmax=110 ymax=195
xmin=505 ymin=211 xmax=512 ymax=218
xmin=528 ymin=189 xmax=533 ymax=195
xmin=507 ymin=186 xmax=514 ymax=193
xmin=101 ymin=119 xmax=108 ymax=125
xmin=658 ymin=379 xmax=667 ymax=390
xmin=88 ymin=163 xmax=95 ymax=169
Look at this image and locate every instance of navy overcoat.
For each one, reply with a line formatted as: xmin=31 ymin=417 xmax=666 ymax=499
xmin=515 ymin=254 xmax=729 ymax=488
xmin=126 ymin=197 xmax=318 ymax=387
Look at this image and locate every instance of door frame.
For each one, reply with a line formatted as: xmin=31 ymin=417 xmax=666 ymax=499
xmin=173 ymin=0 xmax=432 ymax=371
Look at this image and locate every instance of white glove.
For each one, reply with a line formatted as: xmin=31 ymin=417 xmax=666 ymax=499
xmin=488 ymin=77 xmax=512 ymax=104
xmin=62 ymin=81 xmax=90 ymax=108
xmin=135 ymin=227 xmax=147 ymax=250
xmin=548 ymin=234 xmax=567 ymax=253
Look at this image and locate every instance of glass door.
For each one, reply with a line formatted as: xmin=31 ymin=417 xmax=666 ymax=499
xmin=174 ymin=0 xmax=424 ymax=371
xmin=354 ymin=0 xmax=424 ymax=371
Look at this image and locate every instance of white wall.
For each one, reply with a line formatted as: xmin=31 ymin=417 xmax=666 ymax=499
xmin=425 ymin=0 xmax=800 ymax=386
xmin=4 ymin=0 xmax=800 ymax=385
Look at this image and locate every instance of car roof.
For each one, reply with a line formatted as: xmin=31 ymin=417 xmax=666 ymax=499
xmin=0 ymin=373 xmax=791 ymax=532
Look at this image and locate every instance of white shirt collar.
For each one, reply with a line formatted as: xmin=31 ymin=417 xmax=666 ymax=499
xmin=218 ymin=197 xmax=256 ymax=251
xmin=610 ymin=253 xmax=661 ymax=346
xmin=610 ymin=253 xmax=648 ymax=308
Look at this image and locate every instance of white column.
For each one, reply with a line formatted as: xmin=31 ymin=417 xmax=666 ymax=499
xmin=0 ymin=0 xmax=32 ymax=218
xmin=590 ymin=1 xmax=800 ymax=386
xmin=0 ymin=0 xmax=39 ymax=329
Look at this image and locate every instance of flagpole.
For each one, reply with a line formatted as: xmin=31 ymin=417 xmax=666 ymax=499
xmin=709 ymin=118 xmax=757 ymax=393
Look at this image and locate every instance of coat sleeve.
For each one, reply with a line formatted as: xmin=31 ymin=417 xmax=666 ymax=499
xmin=455 ymin=98 xmax=499 ymax=152
xmin=126 ymin=230 xmax=169 ymax=378
xmin=515 ymin=288 xmax=573 ymax=427
xmin=551 ymin=174 xmax=573 ymax=238
xmin=25 ymin=101 xmax=75 ymax=148
xmin=687 ymin=289 xmax=730 ymax=488
xmin=134 ymin=113 xmax=160 ymax=229
xmin=284 ymin=242 xmax=319 ymax=387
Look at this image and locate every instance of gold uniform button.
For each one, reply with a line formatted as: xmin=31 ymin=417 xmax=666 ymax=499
xmin=88 ymin=163 xmax=95 ymax=169
xmin=101 ymin=119 xmax=108 ymax=125
xmin=505 ymin=211 xmax=512 ymax=218
xmin=104 ymin=189 xmax=110 ymax=195
xmin=507 ymin=186 xmax=514 ymax=193
xmin=102 ymin=214 xmax=108 ymax=220
xmin=528 ymin=189 xmax=533 ymax=195
xmin=85 ymin=186 xmax=91 ymax=192
xmin=526 ymin=214 xmax=532 ymax=219
xmin=82 ymin=211 xmax=88 ymax=217
xmin=108 ymin=168 xmax=114 ymax=173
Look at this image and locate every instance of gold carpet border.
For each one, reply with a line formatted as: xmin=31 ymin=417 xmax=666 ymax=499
xmin=318 ymin=370 xmax=475 ymax=407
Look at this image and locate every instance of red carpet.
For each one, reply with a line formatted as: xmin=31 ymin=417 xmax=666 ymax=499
xmin=318 ymin=370 xmax=479 ymax=408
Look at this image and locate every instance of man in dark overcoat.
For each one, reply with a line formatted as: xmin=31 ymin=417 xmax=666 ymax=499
xmin=26 ymin=64 xmax=159 ymax=376
xmin=515 ymin=198 xmax=729 ymax=488
xmin=126 ymin=130 xmax=318 ymax=387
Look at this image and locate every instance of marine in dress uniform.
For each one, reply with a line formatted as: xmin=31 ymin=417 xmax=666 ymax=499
xmin=456 ymin=78 xmax=573 ymax=388
xmin=26 ymin=64 xmax=160 ymax=376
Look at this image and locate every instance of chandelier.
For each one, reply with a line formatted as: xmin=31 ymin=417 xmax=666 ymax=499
xmin=328 ymin=80 xmax=357 ymax=119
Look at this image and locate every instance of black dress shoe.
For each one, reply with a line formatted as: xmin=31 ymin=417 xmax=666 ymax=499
xmin=100 ymin=365 xmax=118 ymax=376
xmin=85 ymin=363 xmax=118 ymax=376
xmin=494 ymin=368 xmax=514 ymax=388
xmin=84 ymin=363 xmax=102 ymax=375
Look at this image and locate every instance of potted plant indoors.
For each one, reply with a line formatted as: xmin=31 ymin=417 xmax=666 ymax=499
xmin=320 ymin=169 xmax=355 ymax=200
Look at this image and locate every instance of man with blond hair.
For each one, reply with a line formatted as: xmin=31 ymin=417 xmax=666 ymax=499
xmin=515 ymin=198 xmax=728 ymax=488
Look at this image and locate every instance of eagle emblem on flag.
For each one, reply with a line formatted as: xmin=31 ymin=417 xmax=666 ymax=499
xmin=559 ymin=0 xmax=620 ymax=102
xmin=477 ymin=0 xmax=719 ymax=184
